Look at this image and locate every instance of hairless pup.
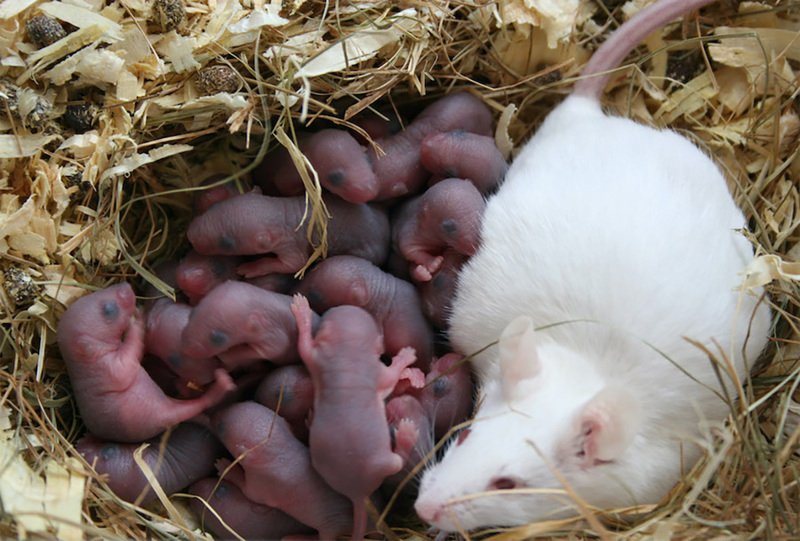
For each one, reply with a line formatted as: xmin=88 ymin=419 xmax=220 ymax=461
xmin=57 ymin=283 xmax=235 ymax=442
xmin=292 ymin=255 xmax=433 ymax=369
xmin=246 ymin=272 xmax=297 ymax=294
xmin=192 ymin=174 xmax=244 ymax=215
xmin=145 ymin=297 xmax=221 ymax=391
xmin=420 ymin=130 xmax=508 ymax=193
xmin=174 ymin=252 xmax=241 ymax=305
xmin=367 ymin=92 xmax=494 ymax=200
xmin=212 ymin=401 xmax=354 ymax=540
xmin=404 ymin=352 xmax=474 ymax=440
xmin=417 ymin=249 xmax=468 ymax=328
xmin=391 ymin=177 xmax=485 ymax=282
xmin=181 ymin=280 xmax=314 ymax=369
xmin=254 ymin=129 xmax=380 ymax=203
xmin=254 ymin=365 xmax=314 ymax=442
xmin=382 ymin=395 xmax=434 ymax=491
xmin=187 ymin=192 xmax=390 ymax=278
xmin=291 ymin=295 xmax=421 ymax=540
xmin=76 ymin=422 xmax=222 ymax=504
xmin=189 ymin=477 xmax=314 ymax=540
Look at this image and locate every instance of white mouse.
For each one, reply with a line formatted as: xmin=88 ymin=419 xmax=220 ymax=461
xmin=414 ymin=0 xmax=771 ymax=532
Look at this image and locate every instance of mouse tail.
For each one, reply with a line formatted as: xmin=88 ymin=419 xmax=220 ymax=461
xmin=350 ymin=500 xmax=367 ymax=541
xmin=573 ymin=0 xmax=716 ymax=100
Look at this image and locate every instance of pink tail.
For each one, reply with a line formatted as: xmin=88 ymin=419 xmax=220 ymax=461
xmin=573 ymin=0 xmax=716 ymax=99
xmin=350 ymin=501 xmax=367 ymax=541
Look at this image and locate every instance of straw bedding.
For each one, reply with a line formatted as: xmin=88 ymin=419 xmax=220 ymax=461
xmin=0 ymin=0 xmax=798 ymax=538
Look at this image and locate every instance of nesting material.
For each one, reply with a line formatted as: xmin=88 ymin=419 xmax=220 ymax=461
xmin=0 ymin=0 xmax=798 ymax=539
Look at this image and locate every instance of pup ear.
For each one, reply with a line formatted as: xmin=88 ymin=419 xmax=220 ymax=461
xmin=498 ymin=316 xmax=540 ymax=403
xmin=575 ymin=386 xmax=642 ymax=467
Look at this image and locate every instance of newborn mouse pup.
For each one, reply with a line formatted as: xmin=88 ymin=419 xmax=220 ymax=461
xmin=57 ymin=283 xmax=236 ymax=442
xmin=291 ymin=294 xmax=419 ymax=541
xmin=415 ymin=0 xmax=771 ymax=532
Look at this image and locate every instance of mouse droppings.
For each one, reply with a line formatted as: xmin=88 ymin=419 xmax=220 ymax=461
xmin=63 ymin=103 xmax=98 ymax=132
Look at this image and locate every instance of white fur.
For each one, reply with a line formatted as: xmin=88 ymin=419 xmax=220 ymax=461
xmin=413 ymin=94 xmax=771 ymax=531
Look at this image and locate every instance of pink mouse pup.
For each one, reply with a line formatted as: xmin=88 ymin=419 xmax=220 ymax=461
xmin=406 ymin=352 xmax=474 ymax=440
xmin=57 ymin=283 xmax=235 ymax=442
xmin=175 ymin=251 xmax=241 ymax=305
xmin=145 ymin=297 xmax=222 ymax=391
xmin=292 ymin=294 xmax=421 ymax=540
xmin=254 ymin=129 xmax=380 ymax=203
xmin=189 ymin=477 xmax=313 ymax=540
xmin=254 ymin=364 xmax=315 ymax=442
xmin=420 ymin=130 xmax=508 ymax=194
xmin=382 ymin=394 xmax=434 ymax=491
xmin=292 ymin=255 xmax=433 ymax=368
xmin=192 ymin=174 xmax=244 ymax=215
xmin=367 ymin=92 xmax=494 ymax=200
xmin=76 ymin=422 xmax=223 ymax=504
xmin=391 ymin=177 xmax=485 ymax=282
xmin=186 ymin=192 xmax=390 ymax=278
xmin=212 ymin=401 xmax=354 ymax=540
xmin=417 ymin=249 xmax=468 ymax=328
xmin=181 ymin=280 xmax=313 ymax=369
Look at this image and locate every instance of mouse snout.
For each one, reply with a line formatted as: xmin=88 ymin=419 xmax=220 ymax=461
xmin=414 ymin=498 xmax=443 ymax=524
xmin=414 ymin=494 xmax=466 ymax=533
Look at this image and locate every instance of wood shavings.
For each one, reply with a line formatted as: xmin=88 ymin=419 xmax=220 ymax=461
xmin=44 ymin=42 xmax=125 ymax=87
xmin=0 ymin=134 xmax=57 ymax=157
xmin=0 ymin=406 xmax=85 ymax=541
xmin=652 ymin=71 xmax=718 ymax=124
xmin=79 ymin=226 xmax=119 ymax=265
xmin=228 ymin=5 xmax=288 ymax=33
xmin=41 ymin=265 xmax=86 ymax=307
xmin=293 ymin=8 xmax=424 ymax=79
xmin=713 ymin=67 xmax=753 ymax=115
xmin=495 ymin=103 xmax=517 ymax=161
xmin=499 ymin=0 xmax=596 ymax=48
xmin=0 ymin=0 xmax=38 ymax=20
xmin=739 ymin=254 xmax=800 ymax=290
xmin=23 ymin=23 xmax=121 ymax=80
xmin=710 ymin=26 xmax=800 ymax=66
xmin=38 ymin=1 xmax=123 ymax=38
xmin=156 ymin=33 xmax=200 ymax=73
xmin=98 ymin=143 xmax=193 ymax=184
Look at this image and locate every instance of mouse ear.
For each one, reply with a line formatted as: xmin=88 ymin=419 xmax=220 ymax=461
xmin=498 ymin=316 xmax=540 ymax=403
xmin=575 ymin=386 xmax=642 ymax=467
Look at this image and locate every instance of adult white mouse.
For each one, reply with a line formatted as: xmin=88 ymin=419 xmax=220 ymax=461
xmin=414 ymin=0 xmax=771 ymax=532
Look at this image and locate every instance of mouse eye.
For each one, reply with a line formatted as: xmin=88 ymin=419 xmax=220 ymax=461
xmin=489 ymin=477 xmax=519 ymax=490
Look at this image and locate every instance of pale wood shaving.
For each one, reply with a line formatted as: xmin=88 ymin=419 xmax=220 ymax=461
xmin=0 ymin=406 xmax=86 ymax=541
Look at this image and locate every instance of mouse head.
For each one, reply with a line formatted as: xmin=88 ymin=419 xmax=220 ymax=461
xmin=414 ymin=316 xmax=644 ymax=532
xmin=313 ymin=305 xmax=384 ymax=357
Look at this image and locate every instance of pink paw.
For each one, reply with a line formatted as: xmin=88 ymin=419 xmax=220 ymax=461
xmin=392 ymin=418 xmax=420 ymax=463
xmin=400 ymin=367 xmax=426 ymax=389
xmin=411 ymin=255 xmax=444 ymax=282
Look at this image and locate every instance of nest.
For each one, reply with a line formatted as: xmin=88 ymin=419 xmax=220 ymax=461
xmin=0 ymin=0 xmax=798 ymax=539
